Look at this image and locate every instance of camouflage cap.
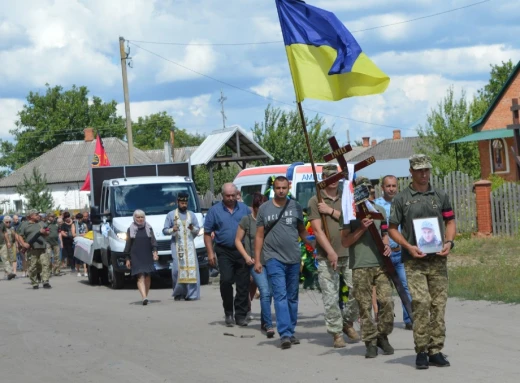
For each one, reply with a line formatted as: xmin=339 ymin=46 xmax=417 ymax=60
xmin=355 ymin=176 xmax=372 ymax=188
xmin=322 ymin=164 xmax=338 ymax=177
xmin=421 ymin=220 xmax=434 ymax=230
xmin=27 ymin=209 xmax=39 ymax=216
xmin=409 ymin=154 xmax=432 ymax=170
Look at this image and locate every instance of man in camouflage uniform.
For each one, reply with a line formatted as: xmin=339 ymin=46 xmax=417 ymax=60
xmin=341 ymin=176 xmax=394 ymax=358
xmin=19 ymin=210 xmax=52 ymax=289
xmin=1 ymin=216 xmax=16 ymax=280
xmin=417 ymin=220 xmax=443 ymax=253
xmin=308 ymin=164 xmax=360 ymax=348
xmin=389 ymin=154 xmax=456 ymax=369
xmin=45 ymin=211 xmax=61 ymax=276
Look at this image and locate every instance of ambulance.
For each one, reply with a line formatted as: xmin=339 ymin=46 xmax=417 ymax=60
xmin=233 ymin=162 xmax=340 ymax=210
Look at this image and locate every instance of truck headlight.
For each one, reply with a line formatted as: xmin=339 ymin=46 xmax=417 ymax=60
xmin=114 ymin=227 xmax=127 ymax=241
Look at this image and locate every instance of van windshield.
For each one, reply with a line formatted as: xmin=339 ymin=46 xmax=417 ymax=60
xmin=112 ymin=183 xmax=199 ymax=217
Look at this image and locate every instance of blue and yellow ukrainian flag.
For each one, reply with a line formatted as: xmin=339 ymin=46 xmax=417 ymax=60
xmin=275 ymin=0 xmax=390 ymax=102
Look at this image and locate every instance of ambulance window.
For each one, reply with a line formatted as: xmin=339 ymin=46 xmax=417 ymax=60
xmin=241 ymin=185 xmax=262 ymax=206
xmin=295 ymin=182 xmax=315 ymax=209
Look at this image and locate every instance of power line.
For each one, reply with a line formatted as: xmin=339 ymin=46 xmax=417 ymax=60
xmin=128 ymin=0 xmax=491 ymax=46
xmin=129 ymin=41 xmax=403 ymax=130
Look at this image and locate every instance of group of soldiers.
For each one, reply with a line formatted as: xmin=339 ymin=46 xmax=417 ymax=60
xmin=1 ymin=210 xmax=62 ymax=289
xmin=309 ymin=154 xmax=455 ymax=369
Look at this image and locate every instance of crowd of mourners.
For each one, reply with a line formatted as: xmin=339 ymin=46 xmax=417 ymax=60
xmin=2 ymin=154 xmax=456 ymax=370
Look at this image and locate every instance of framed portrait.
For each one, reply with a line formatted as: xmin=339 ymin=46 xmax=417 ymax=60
xmin=412 ymin=217 xmax=443 ymax=254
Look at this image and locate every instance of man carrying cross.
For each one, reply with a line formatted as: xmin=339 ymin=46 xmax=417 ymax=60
xmin=341 ymin=176 xmax=394 ymax=359
xmin=308 ymin=164 xmax=360 ymax=348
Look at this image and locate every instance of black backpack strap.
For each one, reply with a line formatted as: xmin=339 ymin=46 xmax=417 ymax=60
xmin=264 ymin=200 xmax=290 ymax=238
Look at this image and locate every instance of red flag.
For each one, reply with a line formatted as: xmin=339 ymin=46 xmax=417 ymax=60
xmin=80 ymin=134 xmax=111 ymax=191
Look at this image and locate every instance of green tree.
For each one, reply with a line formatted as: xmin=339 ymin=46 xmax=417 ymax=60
xmin=16 ymin=168 xmax=54 ymax=212
xmin=132 ymin=111 xmax=206 ymax=150
xmin=477 ymin=60 xmax=514 ymax=106
xmin=251 ymin=105 xmax=334 ymax=164
xmin=416 ymin=88 xmax=481 ymax=178
xmin=193 ymin=165 xmax=240 ymax=195
xmin=416 ymin=60 xmax=516 ymax=179
xmin=0 ymin=84 xmax=125 ymax=170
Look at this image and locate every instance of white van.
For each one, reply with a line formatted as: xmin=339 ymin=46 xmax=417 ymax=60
xmin=233 ymin=162 xmax=340 ymax=210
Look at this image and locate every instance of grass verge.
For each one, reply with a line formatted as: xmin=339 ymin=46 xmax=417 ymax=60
xmin=448 ymin=236 xmax=520 ymax=303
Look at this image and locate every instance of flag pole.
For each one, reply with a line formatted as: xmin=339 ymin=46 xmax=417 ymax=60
xmin=275 ymin=0 xmax=330 ymax=238
xmin=296 ymin=102 xmax=330 ymax=239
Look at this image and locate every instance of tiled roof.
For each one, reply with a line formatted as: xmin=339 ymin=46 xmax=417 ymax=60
xmin=0 ymin=138 xmax=158 ymax=188
xmin=350 ymin=137 xmax=422 ymax=162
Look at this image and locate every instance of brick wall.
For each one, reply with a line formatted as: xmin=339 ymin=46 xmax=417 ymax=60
xmin=478 ymin=70 xmax=520 ymax=181
xmin=474 ymin=180 xmax=492 ymax=235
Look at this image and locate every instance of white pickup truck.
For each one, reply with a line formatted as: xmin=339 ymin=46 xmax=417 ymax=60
xmin=76 ymin=163 xmax=209 ymax=289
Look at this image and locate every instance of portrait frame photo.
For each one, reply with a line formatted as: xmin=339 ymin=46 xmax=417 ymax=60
xmin=413 ymin=217 xmax=443 ymax=255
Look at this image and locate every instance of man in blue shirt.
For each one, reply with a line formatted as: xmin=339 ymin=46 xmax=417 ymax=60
xmin=374 ymin=175 xmax=413 ymax=330
xmin=204 ymin=183 xmax=250 ymax=327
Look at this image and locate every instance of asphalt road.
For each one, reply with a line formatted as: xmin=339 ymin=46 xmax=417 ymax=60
xmin=1 ymin=273 xmax=519 ymax=383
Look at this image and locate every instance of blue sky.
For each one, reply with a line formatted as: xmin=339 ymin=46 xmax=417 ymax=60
xmin=0 ymin=0 xmax=518 ymax=147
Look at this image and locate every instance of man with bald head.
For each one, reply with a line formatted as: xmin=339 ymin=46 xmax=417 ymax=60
xmin=204 ymin=183 xmax=250 ymax=327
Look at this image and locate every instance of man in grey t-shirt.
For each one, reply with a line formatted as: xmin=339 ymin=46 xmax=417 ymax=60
xmin=254 ymin=176 xmax=312 ymax=350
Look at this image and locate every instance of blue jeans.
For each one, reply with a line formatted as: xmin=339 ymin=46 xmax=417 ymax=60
xmin=391 ymin=251 xmax=412 ymax=324
xmin=265 ymin=258 xmax=300 ymax=339
xmin=250 ymin=266 xmax=273 ymax=329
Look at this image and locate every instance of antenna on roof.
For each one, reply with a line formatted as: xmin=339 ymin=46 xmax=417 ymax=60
xmin=347 ymin=129 xmax=351 ymax=145
xmin=218 ymin=89 xmax=227 ymax=130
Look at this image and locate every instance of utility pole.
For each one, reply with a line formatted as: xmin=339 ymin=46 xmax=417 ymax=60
xmin=347 ymin=129 xmax=351 ymax=145
xmin=119 ymin=36 xmax=135 ymax=164
xmin=218 ymin=89 xmax=227 ymax=130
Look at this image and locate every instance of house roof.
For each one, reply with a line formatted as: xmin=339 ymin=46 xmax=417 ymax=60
xmin=470 ymin=60 xmax=520 ymax=131
xmin=450 ymin=128 xmax=514 ymax=144
xmin=190 ymin=125 xmax=273 ymax=166
xmin=349 ymin=137 xmax=421 ymax=162
xmin=0 ymin=138 xmax=157 ymax=188
xmin=144 ymin=146 xmax=198 ymax=163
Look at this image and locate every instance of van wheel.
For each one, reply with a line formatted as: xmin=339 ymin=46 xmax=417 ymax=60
xmin=108 ymin=264 xmax=125 ymax=289
xmin=100 ymin=265 xmax=109 ymax=285
xmin=87 ymin=265 xmax=100 ymax=285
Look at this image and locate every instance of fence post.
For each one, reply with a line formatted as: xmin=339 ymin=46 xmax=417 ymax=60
xmin=473 ymin=180 xmax=493 ymax=236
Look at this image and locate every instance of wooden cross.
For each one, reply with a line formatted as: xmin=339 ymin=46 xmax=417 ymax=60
xmin=507 ymin=98 xmax=520 ymax=180
xmin=319 ymin=136 xmax=376 ymax=190
xmin=354 ymin=185 xmax=413 ymax=321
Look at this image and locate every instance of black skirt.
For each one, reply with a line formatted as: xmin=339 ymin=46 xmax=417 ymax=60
xmin=129 ymin=228 xmax=156 ymax=276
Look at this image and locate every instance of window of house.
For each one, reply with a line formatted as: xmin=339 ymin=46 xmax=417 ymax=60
xmin=490 ymin=138 xmax=509 ymax=174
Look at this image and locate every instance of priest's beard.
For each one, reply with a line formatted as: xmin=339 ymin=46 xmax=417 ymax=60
xmin=178 ymin=206 xmax=187 ymax=213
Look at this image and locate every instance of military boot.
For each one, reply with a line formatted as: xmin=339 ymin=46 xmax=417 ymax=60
xmin=376 ymin=335 xmax=394 ymax=355
xmin=416 ymin=352 xmax=429 ymax=369
xmin=343 ymin=321 xmax=360 ymax=341
xmin=333 ymin=333 xmax=346 ymax=348
xmin=429 ymin=353 xmax=450 ymax=367
xmin=365 ymin=341 xmax=378 ymax=358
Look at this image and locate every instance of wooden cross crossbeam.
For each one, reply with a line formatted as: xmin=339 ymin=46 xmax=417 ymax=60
xmin=354 ymin=185 xmax=413 ymax=322
xmin=507 ymin=98 xmax=520 ymax=179
xmin=318 ymin=136 xmax=376 ymax=190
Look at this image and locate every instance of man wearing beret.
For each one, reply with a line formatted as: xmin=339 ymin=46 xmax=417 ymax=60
xmin=389 ymin=154 xmax=456 ymax=369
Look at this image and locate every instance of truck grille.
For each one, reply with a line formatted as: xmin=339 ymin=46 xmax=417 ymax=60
xmin=156 ymin=240 xmax=171 ymax=252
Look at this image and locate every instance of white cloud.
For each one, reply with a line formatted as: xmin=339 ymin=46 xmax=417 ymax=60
xmin=249 ymin=77 xmax=292 ymax=100
xmin=0 ymin=99 xmax=25 ymax=139
xmin=155 ymin=41 xmax=219 ymax=83
xmin=375 ymin=44 xmax=520 ymax=76
xmin=346 ymin=13 xmax=412 ymax=41
xmin=117 ymin=94 xmax=214 ymax=134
